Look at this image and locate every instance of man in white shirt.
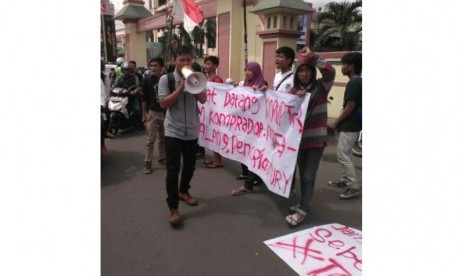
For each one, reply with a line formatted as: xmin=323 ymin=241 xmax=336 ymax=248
xmin=273 ymin=46 xmax=295 ymax=93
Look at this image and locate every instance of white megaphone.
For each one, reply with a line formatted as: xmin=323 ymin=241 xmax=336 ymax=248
xmin=181 ymin=66 xmax=207 ymax=94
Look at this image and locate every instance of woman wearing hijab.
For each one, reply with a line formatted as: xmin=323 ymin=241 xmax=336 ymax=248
xmin=231 ymin=62 xmax=268 ymax=194
xmin=285 ymin=47 xmax=335 ymax=226
xmin=238 ymin=61 xmax=268 ymax=90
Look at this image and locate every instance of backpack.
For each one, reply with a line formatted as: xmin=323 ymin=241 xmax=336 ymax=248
xmin=153 ymin=72 xmax=175 ymax=110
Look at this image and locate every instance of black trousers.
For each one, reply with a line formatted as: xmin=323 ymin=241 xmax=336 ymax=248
xmin=165 ymin=136 xmax=198 ymax=210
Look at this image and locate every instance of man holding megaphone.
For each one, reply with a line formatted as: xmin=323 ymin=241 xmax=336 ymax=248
xmin=158 ymin=46 xmax=207 ymax=226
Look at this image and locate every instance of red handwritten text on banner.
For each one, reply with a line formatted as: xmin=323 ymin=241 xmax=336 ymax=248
xmin=198 ymin=83 xmax=310 ymax=198
xmin=264 ymin=223 xmax=362 ymax=276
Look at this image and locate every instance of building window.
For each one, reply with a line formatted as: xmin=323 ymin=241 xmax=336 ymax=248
xmin=158 ymin=0 xmax=167 ymax=6
xmin=267 ymin=17 xmax=271 ymax=29
xmin=283 ymin=16 xmax=287 ymax=29
xmin=273 ymin=16 xmax=277 ymax=28
xmin=290 ymin=16 xmax=295 ymax=29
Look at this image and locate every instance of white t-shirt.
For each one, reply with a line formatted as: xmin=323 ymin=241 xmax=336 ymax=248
xmin=273 ymin=70 xmax=294 ymax=93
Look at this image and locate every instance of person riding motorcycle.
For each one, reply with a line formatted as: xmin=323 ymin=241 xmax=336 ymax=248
xmin=110 ymin=57 xmax=126 ymax=86
xmin=111 ymin=62 xmax=143 ymax=130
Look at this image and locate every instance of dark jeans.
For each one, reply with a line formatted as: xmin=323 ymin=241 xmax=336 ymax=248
xmin=244 ymin=170 xmax=263 ymax=190
xmin=241 ymin=164 xmax=249 ymax=175
xmin=296 ymin=146 xmax=325 ymax=212
xmin=101 ymin=107 xmax=108 ymax=146
xmin=101 ymin=113 xmax=106 ymax=146
xmin=127 ymin=95 xmax=143 ymax=129
xmin=165 ymin=136 xmax=198 ymax=210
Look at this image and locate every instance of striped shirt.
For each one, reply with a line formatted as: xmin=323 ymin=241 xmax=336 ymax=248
xmin=290 ymin=54 xmax=335 ymax=149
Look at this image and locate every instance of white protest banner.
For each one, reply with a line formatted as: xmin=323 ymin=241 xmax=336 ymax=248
xmin=198 ymin=83 xmax=310 ymax=198
xmin=264 ymin=223 xmax=362 ymax=276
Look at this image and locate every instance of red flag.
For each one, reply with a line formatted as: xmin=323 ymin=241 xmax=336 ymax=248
xmin=173 ymin=0 xmax=204 ymax=33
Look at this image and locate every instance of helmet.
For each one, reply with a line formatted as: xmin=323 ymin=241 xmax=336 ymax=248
xmin=121 ymin=62 xmax=130 ymax=70
xmin=116 ymin=57 xmax=125 ymax=66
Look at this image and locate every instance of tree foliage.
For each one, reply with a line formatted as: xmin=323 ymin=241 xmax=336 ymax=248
xmin=315 ymin=0 xmax=362 ymax=51
xmin=177 ymin=18 xmax=217 ymax=58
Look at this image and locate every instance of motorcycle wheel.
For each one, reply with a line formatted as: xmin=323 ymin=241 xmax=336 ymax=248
xmin=108 ymin=113 xmax=120 ymax=136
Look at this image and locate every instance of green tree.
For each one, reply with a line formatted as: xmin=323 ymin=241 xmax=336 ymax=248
xmin=190 ymin=18 xmax=217 ymax=58
xmin=315 ymin=0 xmax=362 ymax=51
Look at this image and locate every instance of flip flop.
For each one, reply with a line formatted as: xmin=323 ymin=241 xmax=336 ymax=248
xmin=231 ymin=186 xmax=252 ymax=196
xmin=206 ymin=163 xmax=224 ymax=169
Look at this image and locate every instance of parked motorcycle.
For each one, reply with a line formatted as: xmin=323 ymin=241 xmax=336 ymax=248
xmin=107 ymin=85 xmax=139 ymax=136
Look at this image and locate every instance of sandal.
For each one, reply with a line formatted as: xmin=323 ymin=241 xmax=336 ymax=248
xmin=203 ymin=159 xmax=213 ymax=165
xmin=206 ymin=163 xmax=223 ymax=169
xmin=289 ymin=204 xmax=311 ymax=212
xmin=231 ymin=185 xmax=252 ymax=196
xmin=285 ymin=208 xmax=307 ymax=226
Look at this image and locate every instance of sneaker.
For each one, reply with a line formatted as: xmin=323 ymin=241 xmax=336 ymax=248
xmin=286 ymin=208 xmax=307 ymax=226
xmin=168 ymin=209 xmax=181 ymax=225
xmin=144 ymin=161 xmax=152 ymax=174
xmin=339 ymin=188 xmax=361 ymax=199
xmin=328 ymin=179 xmax=347 ymax=188
xmin=179 ymin=193 xmax=198 ymax=206
xmin=236 ymin=174 xmax=248 ymax=180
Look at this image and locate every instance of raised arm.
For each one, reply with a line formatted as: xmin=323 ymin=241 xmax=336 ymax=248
xmin=299 ymin=47 xmax=335 ymax=92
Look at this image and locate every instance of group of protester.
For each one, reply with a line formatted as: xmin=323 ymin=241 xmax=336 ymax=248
xmin=101 ymin=44 xmax=362 ymax=227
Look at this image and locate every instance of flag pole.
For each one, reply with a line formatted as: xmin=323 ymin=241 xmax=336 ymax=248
xmin=242 ymin=0 xmax=248 ymax=66
xmin=165 ymin=9 xmax=174 ymax=63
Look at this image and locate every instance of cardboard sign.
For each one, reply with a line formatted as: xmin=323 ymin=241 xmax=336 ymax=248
xmin=264 ymin=223 xmax=362 ymax=276
xmin=198 ymin=83 xmax=310 ymax=198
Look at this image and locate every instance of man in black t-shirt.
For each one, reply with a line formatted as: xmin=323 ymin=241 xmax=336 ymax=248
xmin=141 ymin=57 xmax=166 ymax=174
xmin=128 ymin=60 xmax=144 ymax=84
xmin=329 ymin=53 xmax=362 ymax=199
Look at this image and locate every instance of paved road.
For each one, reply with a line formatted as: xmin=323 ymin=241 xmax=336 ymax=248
xmin=101 ymin=130 xmax=362 ymax=276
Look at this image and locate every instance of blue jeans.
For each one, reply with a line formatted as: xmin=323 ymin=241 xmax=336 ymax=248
xmin=165 ymin=136 xmax=198 ymax=210
xmin=296 ymin=147 xmax=325 ymax=212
